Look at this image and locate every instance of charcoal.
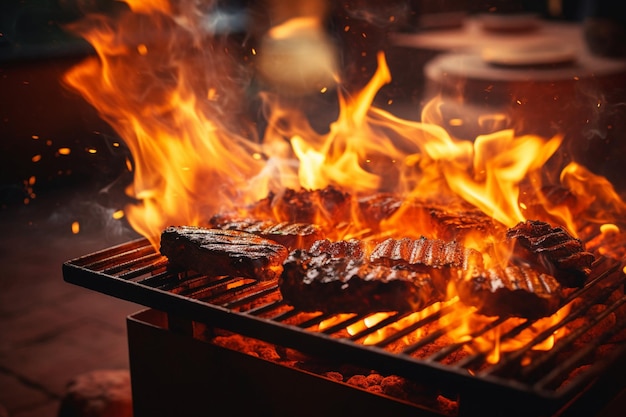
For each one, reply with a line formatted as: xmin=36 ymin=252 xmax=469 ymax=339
xmin=507 ymin=220 xmax=595 ymax=287
xmin=279 ymin=246 xmax=442 ymax=314
xmin=456 ymin=264 xmax=564 ymax=319
xmin=209 ymin=217 xmax=324 ymax=251
xmin=160 ymin=226 xmax=289 ymax=281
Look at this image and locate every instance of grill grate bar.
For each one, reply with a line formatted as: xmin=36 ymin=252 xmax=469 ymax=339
xmin=346 ymin=311 xmax=414 ymax=342
xmin=222 ymin=282 xmax=280 ymax=310
xmin=244 ymin=299 xmax=286 ymax=316
xmin=115 ymin=255 xmax=168 ymax=281
xmin=399 ymin=309 xmax=476 ymax=356
xmin=199 ymin=278 xmax=261 ymax=305
xmin=62 ymin=236 xmax=626 ymax=413
xmin=536 ymin=300 xmax=626 ymax=391
xmin=296 ymin=313 xmax=337 ymax=329
xmin=426 ymin=315 xmax=509 ymax=363
xmin=71 ymin=238 xmax=151 ymax=268
xmin=372 ymin=304 xmax=454 ymax=348
xmin=453 ymin=261 xmax=622 ymax=373
xmin=528 ymin=290 xmax=626 ymax=386
xmin=136 ymin=269 xmax=182 ymax=288
xmin=268 ymin=307 xmax=301 ymax=323
xmin=89 ymin=245 xmax=156 ymax=273
xmin=317 ymin=314 xmax=363 ymax=335
xmin=483 ymin=262 xmax=624 ymax=379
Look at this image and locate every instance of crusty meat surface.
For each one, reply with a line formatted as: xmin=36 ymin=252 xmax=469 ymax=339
xmin=160 ymin=226 xmax=288 ymax=281
xmin=370 ymin=237 xmax=484 ymax=271
xmin=369 ymin=237 xmax=484 ymax=293
xmin=456 ymin=264 xmax=563 ymax=319
xmin=309 ymin=238 xmax=366 ymax=259
xmin=209 ymin=217 xmax=324 ymax=251
xmin=506 ymin=220 xmax=595 ymax=287
xmin=279 ymin=241 xmax=442 ymax=314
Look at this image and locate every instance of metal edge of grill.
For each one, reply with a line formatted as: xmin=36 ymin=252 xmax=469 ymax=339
xmin=62 ymin=237 xmax=626 ymax=414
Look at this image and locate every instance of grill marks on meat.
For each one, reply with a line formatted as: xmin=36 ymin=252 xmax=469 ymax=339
xmin=280 ymin=242 xmax=441 ymax=314
xmin=371 ymin=237 xmax=484 ymax=272
xmin=456 ymin=265 xmax=563 ymax=319
xmin=370 ymin=237 xmax=484 ymax=293
xmin=160 ymin=226 xmax=288 ymax=281
xmin=506 ymin=220 xmax=595 ymax=287
xmin=209 ymin=217 xmax=324 ymax=251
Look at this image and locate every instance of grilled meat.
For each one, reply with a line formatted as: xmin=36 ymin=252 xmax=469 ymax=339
xmin=309 ymin=238 xmax=367 ymax=259
xmin=369 ymin=237 xmax=484 ymax=293
xmin=427 ymin=205 xmax=506 ymax=242
xmin=160 ymin=226 xmax=288 ymax=281
xmin=506 ymin=220 xmax=595 ymax=287
xmin=279 ymin=243 xmax=442 ymax=314
xmin=209 ymin=217 xmax=324 ymax=251
xmin=370 ymin=237 xmax=484 ymax=271
xmin=456 ymin=264 xmax=563 ymax=319
xmin=248 ymin=186 xmax=352 ymax=229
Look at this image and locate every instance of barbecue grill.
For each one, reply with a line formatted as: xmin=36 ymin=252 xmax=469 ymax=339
xmin=63 ymin=236 xmax=626 ymax=417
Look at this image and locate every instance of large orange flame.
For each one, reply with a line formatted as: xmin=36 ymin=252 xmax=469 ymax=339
xmin=63 ymin=2 xmax=574 ymax=243
xmin=64 ymin=0 xmax=626 ymax=363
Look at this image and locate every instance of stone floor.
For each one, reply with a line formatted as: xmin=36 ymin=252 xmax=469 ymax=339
xmin=0 ymin=187 xmax=142 ymax=417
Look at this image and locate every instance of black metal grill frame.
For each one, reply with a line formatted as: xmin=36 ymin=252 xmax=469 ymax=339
xmin=62 ymin=237 xmax=626 ymax=416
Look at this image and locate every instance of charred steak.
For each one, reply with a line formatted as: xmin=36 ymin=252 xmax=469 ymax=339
xmin=370 ymin=237 xmax=484 ymax=271
xmin=160 ymin=226 xmax=289 ymax=281
xmin=280 ymin=247 xmax=442 ymax=314
xmin=370 ymin=237 xmax=484 ymax=293
xmin=309 ymin=238 xmax=367 ymax=259
xmin=456 ymin=264 xmax=563 ymax=319
xmin=209 ymin=217 xmax=324 ymax=251
xmin=506 ymin=220 xmax=595 ymax=287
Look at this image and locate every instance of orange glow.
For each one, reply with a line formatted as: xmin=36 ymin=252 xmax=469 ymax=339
xmin=63 ymin=2 xmax=572 ymax=246
xmin=560 ymin=162 xmax=626 ymax=226
xmin=63 ymin=0 xmax=626 ymax=363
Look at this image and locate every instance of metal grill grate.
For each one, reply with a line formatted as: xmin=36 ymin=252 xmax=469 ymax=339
xmin=63 ymin=237 xmax=626 ymax=415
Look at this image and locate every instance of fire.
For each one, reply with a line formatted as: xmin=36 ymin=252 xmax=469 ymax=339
xmin=63 ymin=1 xmax=625 ymax=363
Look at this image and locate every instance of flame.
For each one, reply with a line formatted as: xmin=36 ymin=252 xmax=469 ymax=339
xmin=63 ymin=1 xmax=626 ymax=363
xmin=63 ymin=2 xmax=573 ymax=244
